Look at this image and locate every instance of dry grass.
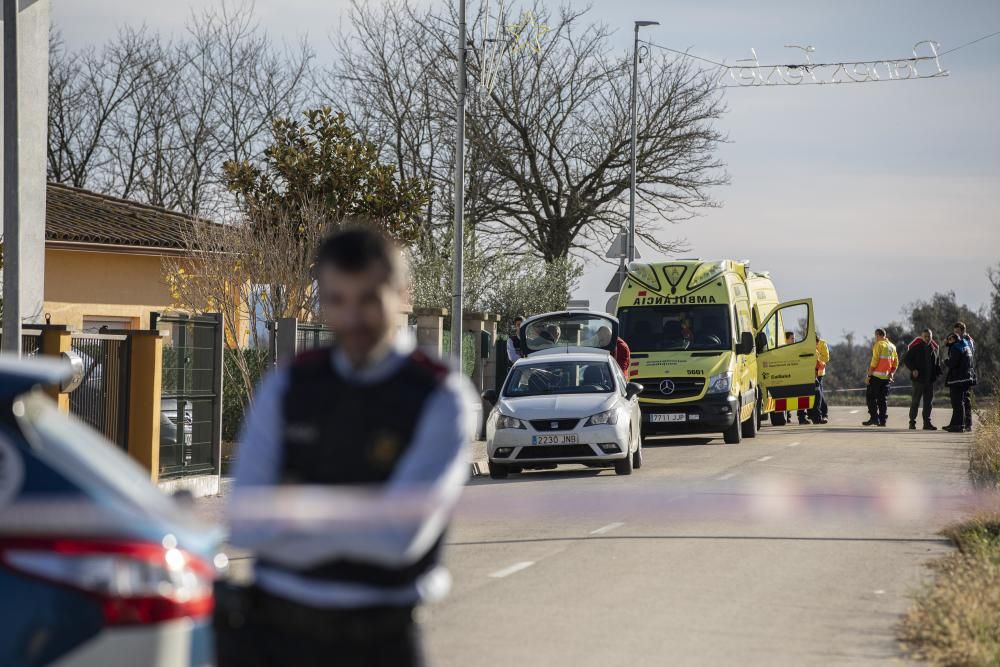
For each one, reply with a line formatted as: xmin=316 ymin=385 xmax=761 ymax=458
xmin=969 ymin=389 xmax=1000 ymax=490
xmin=899 ymin=517 xmax=1000 ymax=666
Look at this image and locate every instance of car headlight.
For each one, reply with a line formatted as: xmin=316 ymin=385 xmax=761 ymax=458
xmin=584 ymin=409 xmax=619 ymax=426
xmin=496 ymin=413 xmax=526 ymax=430
xmin=707 ymin=371 xmax=732 ymax=395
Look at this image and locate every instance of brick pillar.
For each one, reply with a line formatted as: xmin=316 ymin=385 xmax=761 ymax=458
xmin=36 ymin=325 xmax=71 ymax=413
xmin=462 ymin=312 xmax=488 ymax=393
xmin=415 ymin=308 xmax=447 ymax=358
xmin=126 ymin=331 xmax=163 ymax=481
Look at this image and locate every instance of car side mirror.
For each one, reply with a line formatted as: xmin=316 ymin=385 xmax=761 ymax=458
xmin=737 ymin=331 xmax=754 ymax=356
xmin=625 ymin=382 xmax=643 ymax=399
xmin=755 ymin=331 xmax=767 ymax=355
xmin=481 ymin=389 xmax=498 ymax=405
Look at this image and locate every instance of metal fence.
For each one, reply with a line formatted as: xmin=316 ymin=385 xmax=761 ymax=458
xmin=0 ymin=331 xmax=41 ymax=356
xmin=69 ymin=333 xmax=131 ymax=450
xmin=296 ymin=322 xmax=335 ymax=352
xmin=152 ymin=312 xmax=223 ymax=479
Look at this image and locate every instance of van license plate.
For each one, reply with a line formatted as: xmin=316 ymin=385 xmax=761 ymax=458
xmin=532 ymin=435 xmax=579 ymax=445
xmin=650 ymin=413 xmax=686 ymax=423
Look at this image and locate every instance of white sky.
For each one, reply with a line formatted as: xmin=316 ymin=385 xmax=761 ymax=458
xmin=52 ymin=0 xmax=1000 ymax=341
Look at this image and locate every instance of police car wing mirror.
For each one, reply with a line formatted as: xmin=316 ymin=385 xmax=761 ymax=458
xmin=737 ymin=332 xmax=754 ymax=356
xmin=625 ymin=382 xmax=643 ymax=399
xmin=481 ymin=389 xmax=498 ymax=405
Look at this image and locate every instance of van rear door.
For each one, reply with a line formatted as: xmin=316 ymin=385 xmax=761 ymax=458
xmin=755 ymin=299 xmax=817 ymax=413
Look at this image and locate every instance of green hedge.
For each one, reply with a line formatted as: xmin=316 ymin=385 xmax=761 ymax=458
xmin=222 ymin=348 xmax=271 ymax=442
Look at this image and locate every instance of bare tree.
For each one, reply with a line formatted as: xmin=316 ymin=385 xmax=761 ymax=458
xmin=327 ymin=1 xmax=727 ymax=263
xmin=47 ymin=1 xmax=314 ymax=218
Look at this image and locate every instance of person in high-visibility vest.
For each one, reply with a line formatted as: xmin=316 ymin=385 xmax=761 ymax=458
xmin=863 ymin=328 xmax=898 ymax=427
xmin=799 ymin=334 xmax=831 ymax=424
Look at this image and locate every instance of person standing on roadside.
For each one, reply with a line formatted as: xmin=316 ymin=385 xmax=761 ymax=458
xmin=903 ymin=329 xmax=941 ymax=430
xmin=863 ymin=328 xmax=898 ymax=427
xmin=597 ymin=325 xmax=631 ymax=375
xmin=506 ymin=316 xmax=525 ymax=363
xmin=216 ymin=227 xmax=475 ymax=667
xmin=944 ymin=331 xmax=975 ymax=432
xmin=953 ymin=321 xmax=977 ymax=430
xmin=799 ymin=334 xmax=830 ymax=424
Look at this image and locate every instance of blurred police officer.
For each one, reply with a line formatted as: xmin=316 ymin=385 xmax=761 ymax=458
xmin=216 ymin=227 xmax=474 ymax=667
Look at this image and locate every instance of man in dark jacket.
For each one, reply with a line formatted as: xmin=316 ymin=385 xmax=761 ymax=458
xmin=903 ymin=329 xmax=941 ymax=430
xmin=943 ymin=332 xmax=974 ymax=432
xmin=953 ymin=321 xmax=977 ymax=430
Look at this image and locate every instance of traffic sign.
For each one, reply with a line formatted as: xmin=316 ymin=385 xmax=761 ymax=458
xmin=605 ymin=264 xmax=627 ymax=292
xmin=605 ymin=231 xmax=640 ymax=259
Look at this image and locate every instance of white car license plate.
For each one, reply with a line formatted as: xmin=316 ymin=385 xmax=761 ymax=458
xmin=532 ymin=434 xmax=579 ymax=445
xmin=650 ymin=413 xmax=686 ymax=423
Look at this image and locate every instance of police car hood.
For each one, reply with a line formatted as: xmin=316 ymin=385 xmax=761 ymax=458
xmin=498 ymin=392 xmax=617 ymax=420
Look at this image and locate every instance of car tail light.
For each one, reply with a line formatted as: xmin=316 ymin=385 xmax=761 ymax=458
xmin=0 ymin=537 xmax=213 ymax=626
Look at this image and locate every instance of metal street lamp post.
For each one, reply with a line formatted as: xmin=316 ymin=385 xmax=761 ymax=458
xmin=628 ymin=20 xmax=658 ymax=263
xmin=451 ymin=0 xmax=467 ymax=367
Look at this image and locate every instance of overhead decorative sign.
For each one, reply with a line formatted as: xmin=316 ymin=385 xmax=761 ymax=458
xmin=717 ymin=41 xmax=948 ymax=87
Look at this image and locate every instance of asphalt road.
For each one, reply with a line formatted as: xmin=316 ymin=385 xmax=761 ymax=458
xmin=423 ymin=406 xmax=972 ymax=666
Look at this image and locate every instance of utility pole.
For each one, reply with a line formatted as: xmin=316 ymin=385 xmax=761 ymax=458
xmin=2 ymin=0 xmax=20 ymax=354
xmin=628 ymin=20 xmax=658 ymax=264
xmin=451 ymin=0 xmax=467 ymax=367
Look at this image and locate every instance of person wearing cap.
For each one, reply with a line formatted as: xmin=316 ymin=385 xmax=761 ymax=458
xmin=216 ymin=227 xmax=475 ymax=666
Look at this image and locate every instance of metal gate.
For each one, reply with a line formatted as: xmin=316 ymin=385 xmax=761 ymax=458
xmin=151 ymin=312 xmax=223 ymax=478
xmin=269 ymin=318 xmax=335 ymax=366
xmin=69 ymin=334 xmax=131 ymax=450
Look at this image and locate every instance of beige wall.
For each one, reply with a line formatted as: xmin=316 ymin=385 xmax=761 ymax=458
xmin=43 ymin=248 xmax=174 ymax=331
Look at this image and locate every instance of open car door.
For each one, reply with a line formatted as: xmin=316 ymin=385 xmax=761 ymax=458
xmin=755 ymin=298 xmax=817 ymax=414
xmin=519 ymin=311 xmax=620 ymax=357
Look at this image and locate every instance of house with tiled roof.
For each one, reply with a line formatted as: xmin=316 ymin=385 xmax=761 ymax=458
xmin=43 ymin=183 xmax=211 ymax=332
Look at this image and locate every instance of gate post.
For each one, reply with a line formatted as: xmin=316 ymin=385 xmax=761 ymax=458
xmin=126 ymin=331 xmax=163 ymax=481
xmin=274 ymin=317 xmax=298 ymax=366
xmin=36 ymin=325 xmax=71 ymax=413
xmin=415 ymin=308 xmax=447 ymax=357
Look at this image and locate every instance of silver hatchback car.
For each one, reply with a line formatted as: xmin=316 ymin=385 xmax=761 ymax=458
xmin=483 ymin=312 xmax=643 ymax=479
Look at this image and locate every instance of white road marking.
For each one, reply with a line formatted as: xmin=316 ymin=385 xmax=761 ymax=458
xmin=489 ymin=561 xmax=535 ymax=579
xmin=757 ymin=456 xmax=773 ymax=462
xmin=590 ymin=522 xmax=625 ymax=536
xmin=849 ymin=409 xmax=860 ymax=414
xmin=717 ymin=472 xmax=737 ymax=481
xmin=787 ymin=441 xmax=800 ymax=447
xmin=874 ymin=589 xmax=886 ymax=595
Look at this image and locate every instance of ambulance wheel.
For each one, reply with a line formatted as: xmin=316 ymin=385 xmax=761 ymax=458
xmin=770 ymin=411 xmax=787 ymax=427
xmin=489 ymin=462 xmax=509 ymax=479
xmin=723 ymin=404 xmax=743 ymax=445
xmin=741 ymin=401 xmax=758 ymax=438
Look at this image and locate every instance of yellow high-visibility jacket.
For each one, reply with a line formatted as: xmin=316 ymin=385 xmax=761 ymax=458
xmin=869 ymin=338 xmax=898 ymax=380
xmin=816 ymin=339 xmax=830 ymax=377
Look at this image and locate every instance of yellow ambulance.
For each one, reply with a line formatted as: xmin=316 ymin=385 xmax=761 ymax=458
xmin=615 ymin=259 xmax=817 ymax=444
